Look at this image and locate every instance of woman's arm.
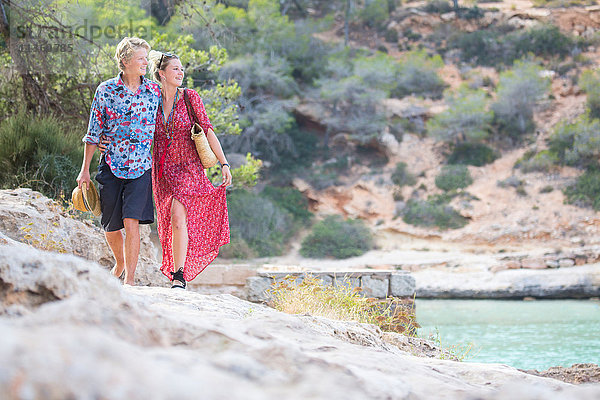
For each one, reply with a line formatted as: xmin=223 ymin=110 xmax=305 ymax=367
xmin=206 ymin=128 xmax=232 ymax=186
xmin=189 ymin=89 xmax=232 ymax=186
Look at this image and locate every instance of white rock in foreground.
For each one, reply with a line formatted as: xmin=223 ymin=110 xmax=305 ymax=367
xmin=0 ymin=244 xmax=599 ymax=399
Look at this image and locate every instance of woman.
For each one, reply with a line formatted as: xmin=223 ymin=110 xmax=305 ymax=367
xmin=148 ymin=50 xmax=231 ymax=289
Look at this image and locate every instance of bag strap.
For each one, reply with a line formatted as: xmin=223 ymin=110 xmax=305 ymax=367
xmin=183 ymin=88 xmax=200 ymax=126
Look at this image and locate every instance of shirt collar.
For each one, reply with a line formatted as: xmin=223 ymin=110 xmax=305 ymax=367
xmin=115 ymin=72 xmax=152 ymax=93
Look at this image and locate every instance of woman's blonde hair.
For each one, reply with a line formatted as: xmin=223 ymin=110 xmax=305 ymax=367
xmin=114 ymin=37 xmax=150 ymax=71
xmin=148 ymin=50 xmax=180 ymax=84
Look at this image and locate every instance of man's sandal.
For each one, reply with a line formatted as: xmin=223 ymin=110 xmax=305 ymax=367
xmin=170 ymin=267 xmax=186 ymax=289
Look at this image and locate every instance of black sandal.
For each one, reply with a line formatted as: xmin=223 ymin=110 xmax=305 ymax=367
xmin=170 ymin=268 xmax=186 ymax=289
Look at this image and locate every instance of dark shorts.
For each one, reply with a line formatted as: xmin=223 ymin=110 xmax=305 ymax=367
xmin=95 ymin=161 xmax=154 ymax=232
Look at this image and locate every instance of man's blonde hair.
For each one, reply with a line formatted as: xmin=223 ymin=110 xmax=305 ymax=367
xmin=114 ymin=37 xmax=150 ymax=71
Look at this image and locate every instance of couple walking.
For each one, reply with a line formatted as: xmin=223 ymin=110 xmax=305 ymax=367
xmin=76 ymin=37 xmax=230 ymax=289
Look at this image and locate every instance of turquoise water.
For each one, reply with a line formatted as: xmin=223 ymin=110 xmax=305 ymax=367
xmin=416 ymin=299 xmax=600 ymax=371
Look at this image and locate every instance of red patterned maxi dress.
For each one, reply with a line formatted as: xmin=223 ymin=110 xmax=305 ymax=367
xmin=152 ymin=88 xmax=230 ymax=282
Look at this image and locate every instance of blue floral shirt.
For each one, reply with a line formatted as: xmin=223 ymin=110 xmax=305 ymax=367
xmin=83 ymin=73 xmax=161 ymax=179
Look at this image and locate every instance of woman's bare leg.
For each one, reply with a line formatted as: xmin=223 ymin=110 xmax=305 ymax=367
xmin=170 ymin=198 xmax=188 ymax=274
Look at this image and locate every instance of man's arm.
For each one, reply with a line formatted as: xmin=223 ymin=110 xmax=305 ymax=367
xmin=76 ymin=143 xmax=98 ymax=189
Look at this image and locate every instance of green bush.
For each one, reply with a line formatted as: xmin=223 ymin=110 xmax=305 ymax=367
xmin=517 ymin=150 xmax=559 ymax=172
xmin=447 ymin=142 xmax=499 ymax=166
xmin=391 ymin=162 xmax=417 ymax=186
xmin=564 ymin=169 xmax=600 ymax=210
xmin=423 ymin=0 xmax=454 ymax=13
xmin=492 ymin=60 xmax=550 ymax=141
xmin=449 ymin=25 xmax=575 ymax=67
xmin=261 ymin=186 xmax=312 ymax=225
xmin=402 ymin=196 xmax=468 ymax=229
xmin=435 ymin=165 xmax=473 ymax=191
xmin=393 ymin=49 xmax=446 ymax=99
xmin=513 ymin=25 xmax=574 ymax=59
xmin=385 ymin=29 xmax=399 ymax=43
xmin=427 ymin=85 xmax=492 ymax=144
xmin=0 ymin=109 xmax=84 ymax=199
xmin=359 ymin=0 xmax=390 ymax=29
xmin=227 ymin=189 xmax=297 ymax=257
xmin=218 ymin=238 xmax=258 ymax=259
xmin=300 ymin=215 xmax=373 ymax=259
xmin=548 ymin=114 xmax=600 ymax=169
xmin=579 ymin=69 xmax=600 ymax=119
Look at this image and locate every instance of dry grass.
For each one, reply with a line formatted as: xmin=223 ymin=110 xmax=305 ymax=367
xmin=268 ymin=274 xmax=420 ymax=335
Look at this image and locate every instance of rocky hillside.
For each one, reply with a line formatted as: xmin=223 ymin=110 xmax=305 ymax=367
xmin=292 ymin=2 xmax=600 ymax=253
xmin=2 ymin=242 xmax=600 ymax=399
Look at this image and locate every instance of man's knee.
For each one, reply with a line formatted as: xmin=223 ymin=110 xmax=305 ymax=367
xmin=123 ymin=218 xmax=140 ymax=234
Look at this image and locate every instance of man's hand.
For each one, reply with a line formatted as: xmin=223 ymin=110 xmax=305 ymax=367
xmin=76 ymin=169 xmax=91 ymax=190
xmin=222 ymin=165 xmax=232 ymax=187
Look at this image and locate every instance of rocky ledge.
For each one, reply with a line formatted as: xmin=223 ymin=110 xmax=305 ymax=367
xmin=1 ymin=243 xmax=600 ymax=400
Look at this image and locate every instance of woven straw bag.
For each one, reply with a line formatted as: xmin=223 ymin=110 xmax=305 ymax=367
xmin=183 ymin=89 xmax=217 ymax=169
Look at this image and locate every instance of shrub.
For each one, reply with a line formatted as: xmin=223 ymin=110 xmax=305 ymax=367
xmin=462 ymin=6 xmax=485 ymax=20
xmin=548 ymin=114 xmax=600 ymax=169
xmin=385 ymin=28 xmax=399 ymax=43
xmin=449 ymin=25 xmax=575 ymax=67
xmin=359 ymin=0 xmax=390 ymax=29
xmin=403 ymin=28 xmax=422 ymax=42
xmin=300 ymin=215 xmax=373 ymax=259
xmin=227 ymin=189 xmax=297 ymax=257
xmin=564 ymin=169 xmax=600 ymax=210
xmin=492 ymin=60 xmax=550 ymax=141
xmin=435 ymin=165 xmax=473 ymax=191
xmin=316 ymin=52 xmax=390 ymax=141
xmin=391 ymin=162 xmax=417 ymax=187
xmin=402 ymin=196 xmax=468 ymax=229
xmin=447 ymin=142 xmax=499 ymax=166
xmin=0 ymin=109 xmax=84 ymax=199
xmin=540 ymin=185 xmax=554 ymax=193
xmin=261 ymin=186 xmax=312 ymax=225
xmin=423 ymin=0 xmax=454 ymax=13
xmin=218 ymin=238 xmax=258 ymax=259
xmin=393 ymin=49 xmax=446 ymax=99
xmin=579 ymin=69 xmax=600 ymax=119
xmin=513 ymin=25 xmax=574 ymax=59
xmin=427 ymin=86 xmax=493 ymax=144
xmin=269 ymin=274 xmax=419 ymax=335
xmin=497 ymin=175 xmax=523 ymax=188
xmin=517 ymin=150 xmax=559 ymax=172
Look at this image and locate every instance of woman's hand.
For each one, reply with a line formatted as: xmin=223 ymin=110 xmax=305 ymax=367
xmin=222 ymin=164 xmax=232 ymax=187
xmin=97 ymin=135 xmax=110 ymax=154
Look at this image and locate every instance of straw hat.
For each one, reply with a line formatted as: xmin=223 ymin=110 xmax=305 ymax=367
xmin=71 ymin=182 xmax=101 ymax=216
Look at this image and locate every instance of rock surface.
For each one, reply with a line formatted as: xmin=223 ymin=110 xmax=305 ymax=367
xmin=413 ymin=264 xmax=600 ymax=298
xmin=523 ymin=364 xmax=600 ymax=385
xmin=1 ymin=244 xmax=600 ymax=399
xmin=0 ymin=188 xmax=165 ymax=287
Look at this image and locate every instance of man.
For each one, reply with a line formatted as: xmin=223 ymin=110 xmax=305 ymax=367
xmin=77 ymin=37 xmax=161 ymax=285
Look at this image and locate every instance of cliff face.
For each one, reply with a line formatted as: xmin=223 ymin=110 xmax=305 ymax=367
xmin=292 ymin=4 xmax=600 ymax=252
xmin=1 ymin=243 xmax=599 ymax=399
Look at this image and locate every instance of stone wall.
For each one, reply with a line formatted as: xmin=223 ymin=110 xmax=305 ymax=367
xmin=246 ymin=271 xmax=416 ymax=303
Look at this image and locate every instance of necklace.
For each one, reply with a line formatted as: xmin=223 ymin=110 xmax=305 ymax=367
xmin=158 ymin=89 xmax=180 ymax=180
xmin=162 ymin=89 xmax=179 ymax=137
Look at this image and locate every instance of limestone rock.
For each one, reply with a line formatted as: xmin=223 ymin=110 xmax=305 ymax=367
xmin=2 ymin=244 xmax=599 ymax=399
xmin=414 ymin=265 xmax=600 ymax=298
xmin=0 ymin=189 xmax=164 ymax=287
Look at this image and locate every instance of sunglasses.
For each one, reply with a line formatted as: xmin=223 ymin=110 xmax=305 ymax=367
xmin=158 ymin=52 xmax=177 ymax=70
